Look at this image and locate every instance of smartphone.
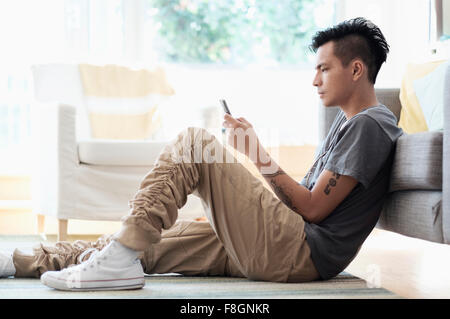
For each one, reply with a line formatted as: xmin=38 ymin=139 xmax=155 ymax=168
xmin=220 ymin=99 xmax=232 ymax=116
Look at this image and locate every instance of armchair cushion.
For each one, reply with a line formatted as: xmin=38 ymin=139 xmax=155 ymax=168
xmin=79 ymin=64 xmax=175 ymax=140
xmin=78 ymin=140 xmax=167 ymax=166
xmin=89 ymin=105 xmax=161 ymax=140
xmin=389 ymin=131 xmax=443 ymax=192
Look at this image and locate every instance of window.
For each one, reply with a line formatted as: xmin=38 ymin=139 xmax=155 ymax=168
xmin=140 ymin=0 xmax=336 ymax=146
xmin=146 ymin=0 xmax=329 ymax=65
xmin=0 ymin=0 xmax=337 ymax=173
xmin=0 ymin=0 xmax=66 ymax=173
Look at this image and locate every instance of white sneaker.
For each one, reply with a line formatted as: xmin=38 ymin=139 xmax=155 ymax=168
xmin=0 ymin=251 xmax=15 ymax=278
xmin=40 ymin=241 xmax=145 ymax=291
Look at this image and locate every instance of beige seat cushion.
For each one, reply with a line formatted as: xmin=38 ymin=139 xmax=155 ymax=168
xmin=78 ymin=140 xmax=168 ymax=166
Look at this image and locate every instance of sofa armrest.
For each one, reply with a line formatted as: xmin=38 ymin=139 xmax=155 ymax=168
xmin=30 ymin=102 xmax=79 ymax=217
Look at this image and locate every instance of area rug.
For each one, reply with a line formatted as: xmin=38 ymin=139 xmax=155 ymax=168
xmin=0 ymin=235 xmax=401 ymax=299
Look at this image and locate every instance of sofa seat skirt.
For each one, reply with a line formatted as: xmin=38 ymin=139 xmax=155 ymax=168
xmin=377 ymin=190 xmax=443 ymax=243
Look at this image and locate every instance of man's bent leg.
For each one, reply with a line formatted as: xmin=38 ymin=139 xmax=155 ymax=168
xmin=116 ymin=127 xmax=319 ymax=283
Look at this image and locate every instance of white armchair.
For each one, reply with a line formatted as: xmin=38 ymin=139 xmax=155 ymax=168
xmin=30 ymin=64 xmax=205 ymax=241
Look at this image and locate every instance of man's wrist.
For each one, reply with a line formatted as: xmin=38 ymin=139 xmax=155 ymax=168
xmin=253 ymin=144 xmax=273 ymax=171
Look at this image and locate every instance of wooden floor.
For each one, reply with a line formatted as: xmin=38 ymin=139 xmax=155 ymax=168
xmin=345 ymin=228 xmax=450 ymax=299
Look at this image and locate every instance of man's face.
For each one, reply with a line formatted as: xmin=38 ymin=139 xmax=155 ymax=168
xmin=312 ymin=41 xmax=355 ymax=107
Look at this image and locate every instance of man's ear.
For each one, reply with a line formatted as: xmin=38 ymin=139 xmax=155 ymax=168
xmin=351 ymin=59 xmax=364 ymax=81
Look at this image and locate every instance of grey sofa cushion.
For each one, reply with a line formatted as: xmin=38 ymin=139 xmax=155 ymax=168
xmin=377 ymin=190 xmax=443 ymax=243
xmin=389 ymin=131 xmax=443 ymax=192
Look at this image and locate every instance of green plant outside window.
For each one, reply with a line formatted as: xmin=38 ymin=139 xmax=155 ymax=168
xmin=147 ymin=0 xmax=325 ymax=65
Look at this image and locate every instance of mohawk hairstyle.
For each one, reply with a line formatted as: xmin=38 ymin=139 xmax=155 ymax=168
xmin=310 ymin=17 xmax=389 ymax=84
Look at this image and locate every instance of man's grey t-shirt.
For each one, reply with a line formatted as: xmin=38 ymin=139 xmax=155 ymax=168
xmin=301 ymin=104 xmax=403 ymax=280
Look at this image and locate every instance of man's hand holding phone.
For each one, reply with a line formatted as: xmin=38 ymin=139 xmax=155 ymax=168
xmin=221 ymin=100 xmax=261 ymax=161
xmin=220 ymin=100 xmax=276 ymax=174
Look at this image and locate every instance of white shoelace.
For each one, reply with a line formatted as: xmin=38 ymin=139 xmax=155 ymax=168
xmin=63 ymin=247 xmax=110 ymax=274
xmin=77 ymin=248 xmax=99 ymax=264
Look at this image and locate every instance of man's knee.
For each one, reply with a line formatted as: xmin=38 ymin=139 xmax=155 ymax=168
xmin=173 ymin=127 xmax=224 ymax=164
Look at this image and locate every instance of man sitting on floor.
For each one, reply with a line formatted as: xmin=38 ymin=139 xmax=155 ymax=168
xmin=0 ymin=17 xmax=402 ymax=291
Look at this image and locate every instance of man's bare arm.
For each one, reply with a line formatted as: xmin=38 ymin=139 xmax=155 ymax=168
xmin=260 ymin=165 xmax=315 ymax=222
xmin=256 ymin=147 xmax=358 ymax=224
xmin=260 ymin=167 xmax=306 ymax=217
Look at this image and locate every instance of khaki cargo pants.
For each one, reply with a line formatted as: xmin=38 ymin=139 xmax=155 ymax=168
xmin=13 ymin=127 xmax=319 ymax=283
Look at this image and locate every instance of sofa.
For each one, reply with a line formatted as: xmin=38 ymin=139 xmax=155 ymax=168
xmin=318 ymin=62 xmax=449 ymax=244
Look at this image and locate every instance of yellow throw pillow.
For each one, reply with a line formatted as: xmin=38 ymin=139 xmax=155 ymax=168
xmin=79 ymin=64 xmax=175 ymax=97
xmin=89 ymin=106 xmax=161 ymax=140
xmin=78 ymin=64 xmax=175 ymax=140
xmin=398 ymin=60 xmax=446 ymax=133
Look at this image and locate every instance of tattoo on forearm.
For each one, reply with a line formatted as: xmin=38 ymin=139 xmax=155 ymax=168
xmin=262 ymin=168 xmax=299 ymax=212
xmin=269 ymin=180 xmax=299 ymax=212
xmin=324 ymin=172 xmax=341 ymax=195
